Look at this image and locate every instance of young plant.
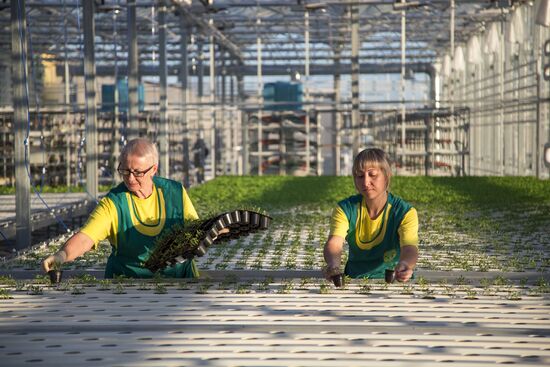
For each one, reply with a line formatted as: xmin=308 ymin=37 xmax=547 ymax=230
xmin=113 ymin=283 xmax=126 ymax=294
xmin=357 ymin=278 xmax=371 ymax=295
xmin=464 ymin=288 xmax=478 ymax=300
xmin=0 ymin=288 xmax=12 ymax=299
xmin=70 ymin=285 xmax=86 ymax=295
xmin=27 ymin=285 xmax=43 ymax=295
xmin=319 ymin=281 xmax=330 ymax=294
xmin=97 ymin=279 xmax=112 ymax=291
xmin=154 ymin=283 xmax=167 ymax=294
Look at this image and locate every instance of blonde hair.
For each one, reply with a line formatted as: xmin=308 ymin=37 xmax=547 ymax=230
xmin=352 ymin=148 xmax=392 ymax=189
xmin=120 ymin=138 xmax=159 ymax=166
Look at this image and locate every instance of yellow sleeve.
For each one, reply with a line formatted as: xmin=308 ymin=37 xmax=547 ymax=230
xmin=182 ymin=186 xmax=199 ymax=221
xmin=80 ymin=197 xmax=118 ymax=248
xmin=398 ymin=207 xmax=419 ymax=247
xmin=329 ymin=205 xmax=349 ymax=238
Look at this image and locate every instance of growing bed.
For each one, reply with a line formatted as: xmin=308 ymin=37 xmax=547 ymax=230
xmin=1 ymin=176 xmax=549 ymax=366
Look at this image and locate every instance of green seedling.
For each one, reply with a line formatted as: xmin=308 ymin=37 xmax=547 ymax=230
xmin=154 ymin=284 xmax=167 ymax=294
xmin=27 ymin=285 xmax=43 ymax=295
xmin=0 ymin=288 xmax=13 ymax=299
xmin=70 ymin=286 xmax=86 ymax=295
xmin=113 ymin=283 xmax=126 ymax=294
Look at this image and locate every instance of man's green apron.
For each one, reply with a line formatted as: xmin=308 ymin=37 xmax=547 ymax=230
xmin=104 ymin=176 xmax=198 ymax=278
xmin=338 ymin=193 xmax=412 ymax=279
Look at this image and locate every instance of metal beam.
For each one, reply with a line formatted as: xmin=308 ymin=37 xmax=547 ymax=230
xmin=127 ymin=0 xmax=139 ymax=139
xmin=58 ymin=62 xmax=436 ymax=77
xmin=350 ymin=5 xmax=360 ymax=157
xmin=83 ymin=0 xmax=98 ymax=199
xmin=180 ymin=19 xmax=190 ymax=188
xmin=11 ymin=0 xmax=31 ymax=250
xmin=158 ymin=1 xmax=169 ymax=177
xmin=170 ymin=0 xmax=243 ymax=63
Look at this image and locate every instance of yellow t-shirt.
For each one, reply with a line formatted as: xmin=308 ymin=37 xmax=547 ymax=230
xmin=329 ymin=199 xmax=419 ymax=248
xmin=80 ymin=184 xmax=198 ymax=248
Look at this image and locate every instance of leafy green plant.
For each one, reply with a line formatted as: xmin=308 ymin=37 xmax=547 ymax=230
xmin=0 ymin=288 xmax=13 ymax=299
xmin=27 ymin=285 xmax=43 ymax=295
xmin=70 ymin=286 xmax=86 ymax=295
xmin=154 ymin=283 xmax=167 ymax=294
xmin=277 ymin=280 xmax=294 ymax=294
xmin=506 ymin=290 xmax=522 ymax=300
xmin=70 ymin=273 xmax=97 ymax=286
xmin=319 ymin=281 xmax=330 ymax=294
xmin=14 ymin=281 xmax=26 ymax=292
xmin=464 ymin=288 xmax=478 ymax=300
xmin=137 ymin=281 xmax=152 ymax=291
xmin=0 ymin=276 xmax=16 ymax=287
xmin=196 ymin=284 xmax=211 ymax=294
xmin=97 ymin=280 xmax=111 ymax=291
xmin=357 ymin=278 xmax=371 ymax=295
xmin=113 ymin=283 xmax=126 ymax=294
xmin=235 ymin=283 xmax=252 ymax=294
xmin=297 ymin=277 xmax=311 ymax=290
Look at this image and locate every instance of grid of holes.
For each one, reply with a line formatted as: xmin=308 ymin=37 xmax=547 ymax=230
xmin=1 ymin=276 xmax=549 ymax=366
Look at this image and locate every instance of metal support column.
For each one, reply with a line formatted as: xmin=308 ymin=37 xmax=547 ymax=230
xmin=180 ymin=20 xmax=190 ymax=188
xmin=111 ymin=9 xmax=120 ymax=183
xmin=127 ymin=0 xmax=139 ymax=139
xmin=230 ymin=70 xmax=236 ymax=175
xmin=256 ymin=17 xmax=263 ymax=176
xmin=305 ymin=10 xmax=311 ymax=174
xmin=83 ymin=0 xmax=98 ymax=199
xmin=209 ymin=20 xmax=216 ymax=178
xmin=449 ymin=0 xmax=456 ymax=172
xmin=238 ymin=71 xmax=248 ymax=174
xmin=400 ymin=9 xmax=406 ymax=171
xmin=499 ymin=15 xmax=505 ymax=176
xmin=333 ymin=47 xmax=342 ymax=176
xmin=350 ymin=5 xmax=360 ymax=157
xmin=12 ymin=0 xmax=31 ymax=249
xmin=158 ymin=2 xmax=169 ymax=177
xmin=62 ymin=0 xmax=72 ymax=187
xmin=221 ymin=51 xmax=228 ymax=174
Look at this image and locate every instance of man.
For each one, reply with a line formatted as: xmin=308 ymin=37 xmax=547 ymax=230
xmin=192 ymin=132 xmax=208 ymax=184
xmin=42 ymin=138 xmax=199 ymax=278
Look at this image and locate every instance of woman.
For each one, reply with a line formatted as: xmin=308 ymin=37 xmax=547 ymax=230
xmin=323 ymin=148 xmax=418 ymax=282
xmin=42 ymin=138 xmax=199 ymax=278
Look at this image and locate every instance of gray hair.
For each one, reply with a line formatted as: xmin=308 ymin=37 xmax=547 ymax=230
xmin=120 ymin=138 xmax=159 ymax=166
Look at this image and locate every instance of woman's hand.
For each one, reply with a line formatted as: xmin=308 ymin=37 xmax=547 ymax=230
xmin=323 ymin=265 xmax=341 ymax=281
xmin=323 ymin=235 xmax=345 ymax=280
xmin=42 ymin=250 xmax=67 ymax=273
xmin=394 ymin=260 xmax=413 ymax=282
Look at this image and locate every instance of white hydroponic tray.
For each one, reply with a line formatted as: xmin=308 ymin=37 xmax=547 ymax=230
xmin=1 ymin=278 xmax=549 ymax=367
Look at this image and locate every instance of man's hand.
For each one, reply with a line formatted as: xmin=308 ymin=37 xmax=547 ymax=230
xmin=42 ymin=250 xmax=67 ymax=273
xmin=394 ymin=260 xmax=413 ymax=282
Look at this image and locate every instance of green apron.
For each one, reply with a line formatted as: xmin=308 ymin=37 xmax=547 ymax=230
xmin=338 ymin=193 xmax=412 ymax=279
xmin=104 ymin=176 xmax=198 ymax=279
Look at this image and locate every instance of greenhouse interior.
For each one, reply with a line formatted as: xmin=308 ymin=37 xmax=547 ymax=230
xmin=1 ymin=0 xmax=550 ymax=366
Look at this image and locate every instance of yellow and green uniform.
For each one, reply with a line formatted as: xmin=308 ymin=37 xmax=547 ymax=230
xmin=80 ymin=176 xmax=199 ymax=278
xmin=330 ymin=192 xmax=418 ymax=279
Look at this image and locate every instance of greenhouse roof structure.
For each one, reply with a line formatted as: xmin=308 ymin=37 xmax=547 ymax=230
xmin=0 ymin=0 xmax=523 ymax=76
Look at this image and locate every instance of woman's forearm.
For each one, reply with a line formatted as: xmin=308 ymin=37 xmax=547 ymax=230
xmin=399 ymin=245 xmax=418 ymax=269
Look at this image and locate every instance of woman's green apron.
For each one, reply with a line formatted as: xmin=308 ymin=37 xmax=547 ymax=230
xmin=338 ymin=193 xmax=412 ymax=279
xmin=104 ymin=176 xmax=198 ymax=278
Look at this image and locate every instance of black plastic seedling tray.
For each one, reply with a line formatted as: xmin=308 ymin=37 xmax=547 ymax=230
xmin=144 ymin=210 xmax=272 ymax=273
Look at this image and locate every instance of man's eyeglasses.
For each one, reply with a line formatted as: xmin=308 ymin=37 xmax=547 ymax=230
xmin=117 ymin=165 xmax=154 ymax=178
